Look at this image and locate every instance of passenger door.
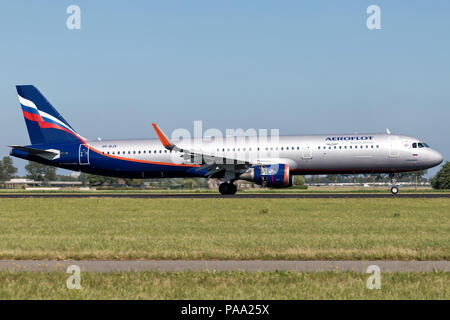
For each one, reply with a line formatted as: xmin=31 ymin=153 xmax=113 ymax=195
xmin=301 ymin=146 xmax=312 ymax=160
xmin=388 ymin=136 xmax=400 ymax=158
xmin=79 ymin=144 xmax=90 ymax=165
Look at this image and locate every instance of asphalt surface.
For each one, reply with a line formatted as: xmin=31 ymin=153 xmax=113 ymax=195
xmin=0 ymin=260 xmax=448 ymax=272
xmin=0 ymin=193 xmax=449 ymax=199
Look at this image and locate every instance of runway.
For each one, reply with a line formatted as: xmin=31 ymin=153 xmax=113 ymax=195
xmin=0 ymin=193 xmax=449 ymax=199
xmin=0 ymin=260 xmax=448 ymax=272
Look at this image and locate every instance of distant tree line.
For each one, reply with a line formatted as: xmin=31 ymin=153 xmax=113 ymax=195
xmin=431 ymin=161 xmax=450 ymax=189
xmin=77 ymin=173 xmax=209 ymax=189
xmin=0 ymin=157 xmax=18 ymax=181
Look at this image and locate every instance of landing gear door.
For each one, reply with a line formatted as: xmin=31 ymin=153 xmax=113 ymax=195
xmin=79 ymin=144 xmax=90 ymax=165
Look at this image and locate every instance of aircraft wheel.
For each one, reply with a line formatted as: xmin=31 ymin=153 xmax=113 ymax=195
xmin=391 ymin=186 xmax=399 ymax=195
xmin=219 ymin=183 xmax=237 ymax=195
xmin=229 ymin=183 xmax=237 ymax=195
xmin=219 ymin=183 xmax=230 ymax=195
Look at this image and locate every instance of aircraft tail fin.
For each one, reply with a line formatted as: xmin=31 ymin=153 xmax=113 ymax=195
xmin=16 ymin=85 xmax=83 ymax=145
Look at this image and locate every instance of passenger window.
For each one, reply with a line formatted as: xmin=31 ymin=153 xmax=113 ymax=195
xmin=418 ymin=143 xmax=424 ymax=148
xmin=412 ymin=143 xmax=417 ymax=148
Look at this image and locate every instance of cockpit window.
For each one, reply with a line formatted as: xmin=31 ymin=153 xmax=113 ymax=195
xmin=417 ymin=143 xmax=426 ymax=148
xmin=413 ymin=142 xmax=429 ymax=148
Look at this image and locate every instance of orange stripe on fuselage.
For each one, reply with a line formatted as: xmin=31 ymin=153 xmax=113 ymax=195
xmin=87 ymin=146 xmax=200 ymax=168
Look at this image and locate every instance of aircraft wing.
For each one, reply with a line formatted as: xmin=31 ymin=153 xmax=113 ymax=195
xmin=152 ymin=123 xmax=255 ymax=181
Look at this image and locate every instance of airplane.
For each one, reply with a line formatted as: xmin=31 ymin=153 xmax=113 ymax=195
xmin=9 ymin=85 xmax=444 ymax=195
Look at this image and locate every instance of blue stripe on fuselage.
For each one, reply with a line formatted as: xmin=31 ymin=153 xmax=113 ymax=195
xmin=11 ymin=142 xmax=208 ymax=179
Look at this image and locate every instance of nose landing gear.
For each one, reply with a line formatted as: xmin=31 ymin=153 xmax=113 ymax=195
xmin=389 ymin=173 xmax=399 ymax=195
xmin=390 ymin=186 xmax=399 ymax=194
xmin=219 ymin=182 xmax=237 ymax=195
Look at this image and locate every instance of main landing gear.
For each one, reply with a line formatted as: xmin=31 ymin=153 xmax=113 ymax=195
xmin=219 ymin=182 xmax=237 ymax=195
xmin=389 ymin=173 xmax=399 ymax=195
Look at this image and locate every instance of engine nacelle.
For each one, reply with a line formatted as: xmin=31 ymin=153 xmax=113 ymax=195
xmin=239 ymin=164 xmax=293 ymax=188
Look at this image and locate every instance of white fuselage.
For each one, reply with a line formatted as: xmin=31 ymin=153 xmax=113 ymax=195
xmin=88 ymin=133 xmax=443 ymax=175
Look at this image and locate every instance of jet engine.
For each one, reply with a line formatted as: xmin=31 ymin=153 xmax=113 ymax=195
xmin=239 ymin=164 xmax=293 ymax=188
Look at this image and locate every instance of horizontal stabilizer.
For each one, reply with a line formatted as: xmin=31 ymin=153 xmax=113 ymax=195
xmin=9 ymin=145 xmax=60 ymax=160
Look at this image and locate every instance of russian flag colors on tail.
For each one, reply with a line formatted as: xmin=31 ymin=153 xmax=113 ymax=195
xmin=16 ymin=85 xmax=83 ymax=145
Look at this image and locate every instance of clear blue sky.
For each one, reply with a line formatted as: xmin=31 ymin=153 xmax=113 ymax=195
xmin=1 ymin=1 xmax=449 ymax=176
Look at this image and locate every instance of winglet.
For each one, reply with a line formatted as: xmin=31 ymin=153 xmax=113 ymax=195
xmin=152 ymin=123 xmax=174 ymax=150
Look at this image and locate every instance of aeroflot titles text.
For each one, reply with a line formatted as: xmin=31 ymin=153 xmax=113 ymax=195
xmin=325 ymin=136 xmax=373 ymax=141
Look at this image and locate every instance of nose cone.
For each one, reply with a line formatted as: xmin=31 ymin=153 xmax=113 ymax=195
xmin=429 ymin=150 xmax=444 ymax=167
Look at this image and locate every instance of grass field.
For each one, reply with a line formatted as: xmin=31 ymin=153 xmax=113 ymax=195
xmin=0 ymin=188 xmax=448 ymax=194
xmin=0 ymin=198 xmax=448 ymax=260
xmin=0 ymin=271 xmax=448 ymax=299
